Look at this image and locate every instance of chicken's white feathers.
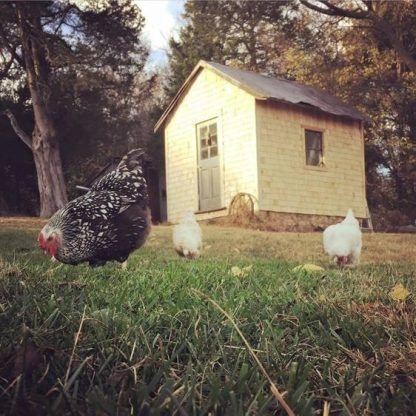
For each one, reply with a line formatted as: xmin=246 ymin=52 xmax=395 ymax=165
xmin=323 ymin=209 xmax=362 ymax=267
xmin=173 ymin=212 xmax=202 ymax=259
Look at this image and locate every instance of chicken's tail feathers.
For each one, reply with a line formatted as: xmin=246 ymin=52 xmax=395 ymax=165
xmin=118 ymin=148 xmax=147 ymax=171
xmin=346 ymin=208 xmax=355 ymax=218
xmin=343 ymin=208 xmax=359 ymax=225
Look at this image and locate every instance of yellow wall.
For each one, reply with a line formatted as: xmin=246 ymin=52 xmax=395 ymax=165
xmin=164 ymin=69 xmax=258 ymax=223
xmin=255 ymin=100 xmax=367 ymax=218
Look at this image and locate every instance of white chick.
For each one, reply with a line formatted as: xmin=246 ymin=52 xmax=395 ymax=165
xmin=323 ymin=209 xmax=362 ymax=267
xmin=173 ymin=212 xmax=202 ymax=259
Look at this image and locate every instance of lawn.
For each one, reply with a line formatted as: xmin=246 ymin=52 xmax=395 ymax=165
xmin=0 ymin=218 xmax=415 ymax=415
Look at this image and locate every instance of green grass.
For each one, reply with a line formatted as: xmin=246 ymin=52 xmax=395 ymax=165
xmin=1 ymin=219 xmax=416 ymax=415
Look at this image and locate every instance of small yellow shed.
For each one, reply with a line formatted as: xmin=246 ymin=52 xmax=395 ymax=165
xmin=155 ymin=60 xmax=368 ymax=230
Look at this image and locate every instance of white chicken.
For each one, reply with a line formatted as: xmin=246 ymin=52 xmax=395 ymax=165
xmin=323 ymin=209 xmax=362 ymax=267
xmin=173 ymin=212 xmax=202 ymax=259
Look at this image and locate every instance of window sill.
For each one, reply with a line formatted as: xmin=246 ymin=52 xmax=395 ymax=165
xmin=304 ymin=165 xmax=328 ymax=172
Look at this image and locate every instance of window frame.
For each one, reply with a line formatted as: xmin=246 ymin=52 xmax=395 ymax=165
xmin=196 ymin=118 xmax=219 ymax=161
xmin=302 ymin=126 xmax=327 ymax=170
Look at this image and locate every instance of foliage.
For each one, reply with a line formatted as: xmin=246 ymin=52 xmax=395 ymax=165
xmin=0 ymin=222 xmax=416 ymax=414
xmin=166 ymin=0 xmax=300 ymax=98
xmin=0 ymin=104 xmax=37 ymax=215
xmin=0 ymin=0 xmax=155 ymax=210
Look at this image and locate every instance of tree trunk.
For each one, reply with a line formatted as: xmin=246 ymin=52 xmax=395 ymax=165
xmin=16 ymin=4 xmax=68 ymax=217
xmin=32 ymin=126 xmax=68 ymax=217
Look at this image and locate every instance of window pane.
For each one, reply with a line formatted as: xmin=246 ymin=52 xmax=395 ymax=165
xmin=201 ymin=149 xmax=209 ymax=159
xmin=210 ymin=146 xmax=218 ymax=157
xmin=306 ymin=149 xmax=320 ymax=166
xmin=210 ymin=133 xmax=217 ymax=145
xmin=305 ymin=130 xmax=323 ymax=166
xmin=200 ymin=126 xmax=208 ymax=139
xmin=305 ymin=130 xmax=322 ymax=150
xmin=209 ymin=123 xmax=217 ymax=136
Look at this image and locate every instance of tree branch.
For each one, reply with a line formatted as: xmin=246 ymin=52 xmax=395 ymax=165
xmin=299 ymin=0 xmax=369 ymax=19
xmin=0 ymin=26 xmax=26 ymax=69
xmin=369 ymin=12 xmax=416 ymax=72
xmin=2 ymin=109 xmax=32 ymax=149
xmin=300 ymin=0 xmax=416 ymax=72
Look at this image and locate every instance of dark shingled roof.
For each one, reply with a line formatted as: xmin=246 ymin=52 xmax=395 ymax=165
xmin=207 ymin=61 xmax=365 ymax=121
xmin=155 ymin=60 xmax=365 ymax=131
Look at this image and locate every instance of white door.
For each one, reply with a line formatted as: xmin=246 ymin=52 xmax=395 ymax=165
xmin=197 ymin=119 xmax=221 ymax=211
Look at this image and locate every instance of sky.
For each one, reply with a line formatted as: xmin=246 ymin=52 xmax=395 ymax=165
xmin=135 ymin=0 xmax=185 ymax=68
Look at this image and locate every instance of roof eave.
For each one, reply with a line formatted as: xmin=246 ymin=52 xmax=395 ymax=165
xmin=154 ymin=60 xmax=367 ymax=132
xmin=154 ymin=62 xmax=204 ymax=133
xmin=265 ymin=97 xmax=366 ymax=122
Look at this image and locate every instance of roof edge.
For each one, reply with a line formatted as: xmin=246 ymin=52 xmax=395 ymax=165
xmin=154 ymin=61 xmax=205 ymax=132
xmin=154 ymin=60 xmax=367 ymax=131
xmin=265 ymin=97 xmax=367 ymax=122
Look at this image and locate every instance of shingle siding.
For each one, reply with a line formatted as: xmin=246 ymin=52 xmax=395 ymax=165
xmin=255 ymin=100 xmax=367 ymax=218
xmin=165 ymin=69 xmax=258 ymax=223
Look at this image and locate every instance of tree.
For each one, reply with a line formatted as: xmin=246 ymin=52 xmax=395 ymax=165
xmin=299 ymin=0 xmax=416 ymax=72
xmin=1 ymin=2 xmax=67 ymax=217
xmin=0 ymin=0 xmax=148 ymax=216
xmin=53 ymin=69 xmax=158 ymax=200
xmin=0 ymin=102 xmax=37 ymax=215
xmin=167 ymin=0 xmax=299 ymax=98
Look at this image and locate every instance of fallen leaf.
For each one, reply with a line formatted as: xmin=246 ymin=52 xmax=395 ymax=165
xmin=204 ymin=245 xmax=212 ymax=250
xmin=230 ymin=265 xmax=253 ymax=277
xmin=230 ymin=266 xmax=243 ymax=277
xmin=292 ymin=263 xmax=325 ymax=273
xmin=233 ymin=248 xmax=241 ymax=253
xmin=389 ymin=283 xmax=410 ymax=301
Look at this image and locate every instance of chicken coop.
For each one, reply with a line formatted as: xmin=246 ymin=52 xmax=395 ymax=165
xmin=155 ymin=60 xmax=369 ymax=230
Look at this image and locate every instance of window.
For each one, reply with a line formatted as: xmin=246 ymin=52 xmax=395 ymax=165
xmin=198 ymin=120 xmax=218 ymax=160
xmin=305 ymin=129 xmax=324 ymax=167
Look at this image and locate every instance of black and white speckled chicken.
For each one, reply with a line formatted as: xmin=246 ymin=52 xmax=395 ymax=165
xmin=38 ymin=149 xmax=151 ymax=267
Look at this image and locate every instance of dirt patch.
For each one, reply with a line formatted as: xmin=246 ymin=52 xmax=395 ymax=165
xmin=207 ymin=210 xmax=349 ymax=232
xmin=0 ymin=217 xmax=47 ymax=231
xmin=379 ymin=345 xmax=416 ymax=384
xmin=349 ymin=301 xmax=416 ymax=327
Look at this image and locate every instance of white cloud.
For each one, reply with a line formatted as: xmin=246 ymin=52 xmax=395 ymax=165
xmin=135 ymin=0 xmax=184 ymax=60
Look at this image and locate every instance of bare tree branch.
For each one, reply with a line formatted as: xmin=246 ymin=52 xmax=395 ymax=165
xmin=0 ymin=27 xmax=26 ymax=69
xmin=300 ymin=0 xmax=416 ymax=72
xmin=299 ymin=0 xmax=369 ymax=19
xmin=2 ymin=109 xmax=32 ymax=149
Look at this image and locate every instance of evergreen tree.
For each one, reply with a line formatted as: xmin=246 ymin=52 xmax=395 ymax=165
xmin=167 ymin=0 xmax=298 ymax=98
